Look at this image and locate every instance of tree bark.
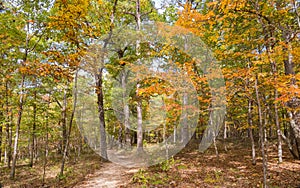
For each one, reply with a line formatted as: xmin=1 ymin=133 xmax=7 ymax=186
xmin=10 ymin=74 xmax=25 ymax=179
xmin=136 ymin=98 xmax=144 ymax=153
xmin=248 ymin=100 xmax=256 ymax=165
xmin=92 ymin=0 xmax=119 ymax=159
xmin=224 ymin=120 xmax=227 ymax=139
xmin=121 ymin=69 xmax=131 ymax=149
xmin=274 ymin=89 xmax=283 ymax=163
xmin=213 ymin=130 xmax=219 ymax=159
xmin=181 ymin=92 xmax=189 ymax=145
xmin=135 ymin=0 xmax=144 ymax=154
xmin=42 ymin=100 xmax=50 ymax=183
xmin=61 ymin=88 xmax=67 ymax=155
xmin=267 ymin=43 xmax=284 ymax=163
xmin=118 ymin=126 xmax=123 ymax=148
xmin=10 ymin=24 xmax=30 ymax=177
xmin=284 ymin=40 xmax=300 ymax=141
xmin=283 ymin=42 xmax=300 ymax=157
xmin=255 ymin=76 xmax=268 ymax=188
xmin=0 ymin=104 xmax=3 ymax=163
xmin=29 ymin=89 xmax=37 ymax=167
xmin=96 ymin=68 xmax=108 ymax=159
xmin=5 ymin=80 xmax=12 ymax=168
xmin=60 ymin=71 xmax=78 ymax=176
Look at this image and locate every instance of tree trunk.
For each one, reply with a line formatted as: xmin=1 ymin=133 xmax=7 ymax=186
xmin=61 ymin=88 xmax=67 ymax=155
xmin=0 ymin=105 xmax=3 ymax=163
xmin=248 ymin=100 xmax=256 ymax=165
xmin=288 ymin=110 xmax=300 ymax=143
xmin=122 ymin=69 xmax=131 ymax=149
xmin=268 ymin=45 xmax=283 ymax=163
xmin=42 ymin=100 xmax=50 ymax=183
xmin=10 ymin=74 xmax=25 ymax=179
xmin=255 ymin=76 xmax=268 ymax=188
xmin=181 ymin=93 xmax=189 ymax=144
xmin=92 ymin=0 xmax=119 ymax=159
xmin=29 ymin=90 xmax=37 ymax=167
xmin=224 ymin=120 xmax=227 ymax=139
xmin=283 ymin=42 xmax=300 ymax=145
xmin=181 ymin=36 xmax=189 ymax=145
xmin=118 ymin=126 xmax=123 ymax=149
xmin=60 ymin=71 xmax=78 ymax=176
xmin=223 ymin=117 xmax=228 ymax=152
xmin=5 ymin=80 xmax=12 ymax=168
xmin=96 ymin=68 xmax=108 ymax=159
xmin=136 ymin=98 xmax=143 ymax=153
xmin=173 ymin=124 xmax=177 ymax=143
xmin=263 ymin=107 xmax=268 ymax=143
xmin=213 ymin=130 xmax=219 ymax=159
xmin=274 ymin=89 xmax=283 ymax=163
xmin=135 ymin=0 xmax=144 ymax=154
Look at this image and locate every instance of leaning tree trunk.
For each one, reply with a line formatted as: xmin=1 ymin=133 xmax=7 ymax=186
xmin=269 ymin=49 xmax=283 ymax=163
xmin=10 ymin=74 xmax=25 ymax=179
xmin=246 ymin=62 xmax=256 ymax=165
xmin=255 ymin=76 xmax=268 ymax=188
xmin=92 ymin=0 xmax=119 ymax=159
xmin=60 ymin=71 xmax=78 ymax=176
xmin=10 ymin=31 xmax=29 ymax=178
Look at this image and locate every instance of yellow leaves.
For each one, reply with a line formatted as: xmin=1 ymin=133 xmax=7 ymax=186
xmin=198 ymin=96 xmax=211 ymax=103
xmin=277 ymin=87 xmax=285 ymax=93
xmin=19 ymin=66 xmax=28 ymax=74
xmin=157 ymin=22 xmax=189 ymax=39
xmin=258 ymin=72 xmax=268 ymax=78
xmin=207 ymin=1 xmax=218 ymax=8
xmin=252 ymin=60 xmax=266 ymax=66
xmin=291 ymin=45 xmax=300 ymax=63
xmin=296 ymin=74 xmax=300 ymax=81
xmin=219 ymin=0 xmax=229 ymax=12
xmin=49 ymin=0 xmax=91 ymax=32
xmin=207 ymin=35 xmax=218 ymax=43
xmin=140 ymin=0 xmax=152 ymax=9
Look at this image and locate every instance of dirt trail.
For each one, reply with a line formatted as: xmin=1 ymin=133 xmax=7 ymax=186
xmin=73 ymin=162 xmax=138 ymax=188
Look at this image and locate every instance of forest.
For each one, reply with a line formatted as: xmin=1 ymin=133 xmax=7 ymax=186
xmin=0 ymin=0 xmax=300 ymax=187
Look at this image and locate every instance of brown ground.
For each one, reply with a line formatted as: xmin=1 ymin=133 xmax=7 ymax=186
xmin=1 ymin=138 xmax=300 ymax=188
xmin=74 ymin=162 xmax=138 ymax=187
xmin=128 ymin=138 xmax=300 ymax=187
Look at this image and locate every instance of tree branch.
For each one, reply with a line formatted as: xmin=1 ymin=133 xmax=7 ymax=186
xmin=141 ymin=9 xmax=153 ymax=17
xmin=234 ymin=8 xmax=272 ymax=25
xmin=124 ymin=11 xmax=136 ymax=19
xmin=54 ymin=97 xmax=62 ymax=109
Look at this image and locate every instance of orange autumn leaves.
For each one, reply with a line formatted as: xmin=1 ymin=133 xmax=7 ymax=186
xmin=176 ymin=1 xmax=299 ymax=108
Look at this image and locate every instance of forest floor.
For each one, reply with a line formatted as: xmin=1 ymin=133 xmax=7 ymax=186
xmin=1 ymin=138 xmax=300 ymax=187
